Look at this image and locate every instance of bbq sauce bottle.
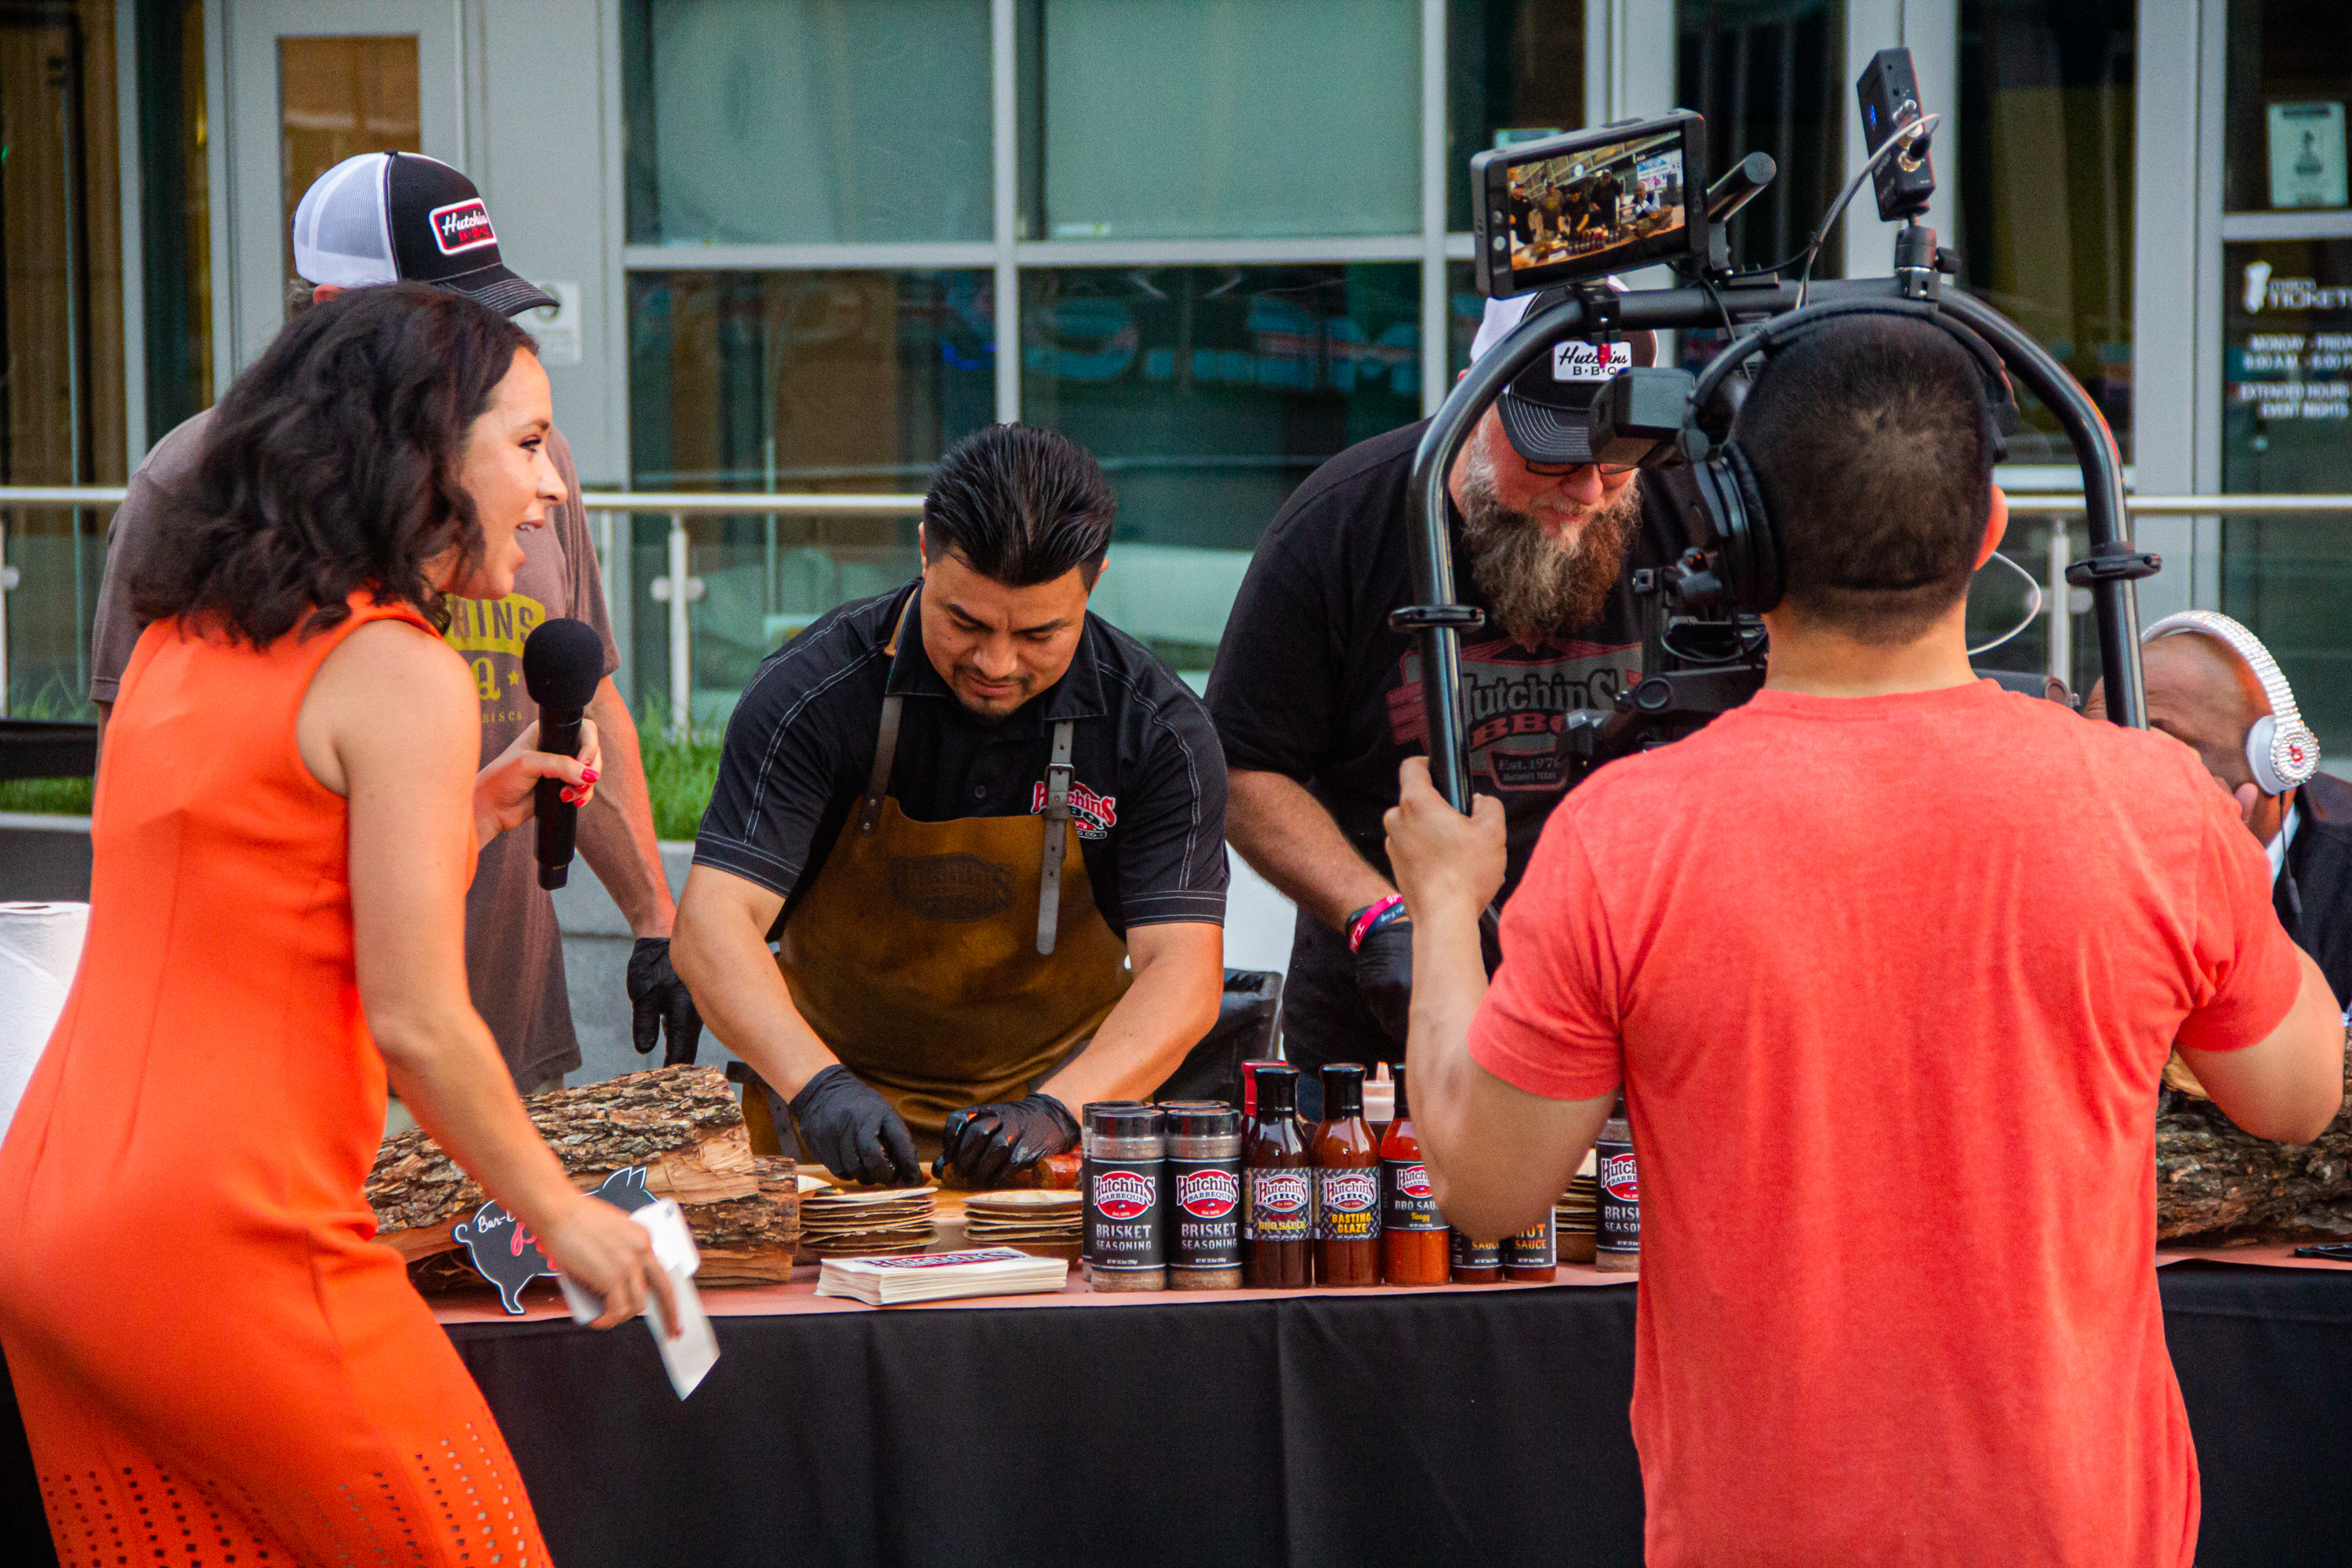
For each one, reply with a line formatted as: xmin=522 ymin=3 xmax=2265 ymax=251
xmin=1312 ymin=1064 xmax=1381 ymax=1287
xmin=1378 ymin=1066 xmax=1449 ymax=1285
xmin=1244 ymin=1066 xmax=1311 ymax=1288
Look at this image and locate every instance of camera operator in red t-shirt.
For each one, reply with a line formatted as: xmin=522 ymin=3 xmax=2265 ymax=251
xmin=1386 ymin=314 xmax=2345 ymax=1566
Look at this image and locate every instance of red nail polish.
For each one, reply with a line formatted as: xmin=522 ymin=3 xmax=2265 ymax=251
xmin=583 ymin=769 xmax=601 ymax=783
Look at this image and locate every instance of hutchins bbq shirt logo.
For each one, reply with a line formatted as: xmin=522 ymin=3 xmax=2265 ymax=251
xmin=1029 ymin=777 xmax=1117 ymax=838
xmin=1092 ymin=1169 xmax=1158 ymax=1220
xmin=430 ymin=198 xmax=499 ymax=256
xmin=444 ymin=592 xmax=549 ymax=722
xmin=1177 ymin=1169 xmax=1240 ymax=1219
xmin=1388 ymin=636 xmax=1636 ymax=794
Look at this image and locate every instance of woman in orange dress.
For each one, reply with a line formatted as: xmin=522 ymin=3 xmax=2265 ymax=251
xmin=0 ymin=283 xmax=672 ymax=1566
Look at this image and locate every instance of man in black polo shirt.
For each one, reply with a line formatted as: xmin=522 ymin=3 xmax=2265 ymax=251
xmin=673 ymin=425 xmax=1228 ymax=1186
xmin=1207 ymin=289 xmax=1680 ymax=1088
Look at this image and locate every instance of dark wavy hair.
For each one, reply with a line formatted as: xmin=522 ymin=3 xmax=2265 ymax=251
xmin=921 ymin=424 xmax=1116 ymax=588
xmin=135 ymin=282 xmax=532 ymax=645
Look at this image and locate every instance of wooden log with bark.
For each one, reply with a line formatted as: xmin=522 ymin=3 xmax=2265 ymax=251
xmin=366 ymin=1065 xmax=800 ymax=1287
xmin=2157 ymin=1033 xmax=2352 ymax=1244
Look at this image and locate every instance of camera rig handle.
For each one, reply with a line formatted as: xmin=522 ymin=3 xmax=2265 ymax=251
xmin=1394 ymin=276 xmax=2150 ymax=815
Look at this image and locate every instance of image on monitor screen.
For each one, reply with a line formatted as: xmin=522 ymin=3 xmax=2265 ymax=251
xmin=1503 ymin=128 xmax=1687 ymax=277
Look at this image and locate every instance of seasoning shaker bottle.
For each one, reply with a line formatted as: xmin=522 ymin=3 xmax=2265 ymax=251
xmin=1312 ymin=1064 xmax=1381 ymax=1287
xmin=1083 ymin=1102 xmax=1167 ymax=1292
xmin=1595 ymin=1094 xmax=1639 ymax=1273
xmin=1244 ymin=1066 xmax=1312 ymax=1288
xmin=1378 ymin=1065 xmax=1449 ymax=1285
xmin=1164 ymin=1102 xmax=1244 ymax=1290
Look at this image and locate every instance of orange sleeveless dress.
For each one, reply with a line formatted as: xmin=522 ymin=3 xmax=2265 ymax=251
xmin=0 ymin=595 xmax=550 ymax=1565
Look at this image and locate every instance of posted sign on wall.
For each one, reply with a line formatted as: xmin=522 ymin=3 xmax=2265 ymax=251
xmin=2223 ymin=240 xmax=2352 ymax=494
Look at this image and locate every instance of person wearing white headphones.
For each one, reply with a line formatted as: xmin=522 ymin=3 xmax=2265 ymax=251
xmin=2091 ymin=612 xmax=2350 ymax=1018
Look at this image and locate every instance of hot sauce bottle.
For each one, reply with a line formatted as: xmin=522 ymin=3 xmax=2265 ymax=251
xmin=1378 ymin=1066 xmax=1449 ymax=1285
xmin=1244 ymin=1065 xmax=1311 ymax=1289
xmin=1312 ymin=1064 xmax=1381 ymax=1287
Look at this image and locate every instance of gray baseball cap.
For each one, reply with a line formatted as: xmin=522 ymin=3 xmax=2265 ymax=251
xmin=1470 ymin=284 xmax=1660 ymax=466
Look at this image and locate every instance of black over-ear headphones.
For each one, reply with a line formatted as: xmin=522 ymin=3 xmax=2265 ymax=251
xmin=1676 ymin=299 xmax=2021 ymax=613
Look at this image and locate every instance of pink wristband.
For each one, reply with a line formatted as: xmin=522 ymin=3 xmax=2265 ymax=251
xmin=1348 ymin=894 xmax=1406 ymax=953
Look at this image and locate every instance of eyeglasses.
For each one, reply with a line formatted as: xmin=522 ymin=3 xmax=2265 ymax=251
xmin=1522 ymin=459 xmax=1642 ymax=477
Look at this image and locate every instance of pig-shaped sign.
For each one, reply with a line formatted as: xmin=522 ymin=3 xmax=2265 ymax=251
xmin=453 ymin=1166 xmax=655 ymax=1314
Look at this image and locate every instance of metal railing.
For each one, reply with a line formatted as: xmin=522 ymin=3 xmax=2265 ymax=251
xmin=8 ymin=485 xmax=2352 ymax=724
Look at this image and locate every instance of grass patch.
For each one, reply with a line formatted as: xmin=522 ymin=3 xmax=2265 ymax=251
xmin=0 ymin=776 xmax=94 ymax=817
xmin=0 ymin=687 xmax=97 ymax=816
xmin=641 ymin=713 xmax=723 ymax=843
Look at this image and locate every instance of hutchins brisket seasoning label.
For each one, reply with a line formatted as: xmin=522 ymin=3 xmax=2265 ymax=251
xmin=1169 ymin=1157 xmax=1243 ymax=1269
xmin=1249 ymin=1167 xmax=1311 ymax=1243
xmin=1314 ymin=1167 xmax=1381 ymax=1243
xmin=1596 ymin=1137 xmax=1639 ymax=1254
xmin=1084 ymin=1158 xmax=1165 ymax=1271
xmin=1381 ymin=1157 xmax=1446 ymax=1232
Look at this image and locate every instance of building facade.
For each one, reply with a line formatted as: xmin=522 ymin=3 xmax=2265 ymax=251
xmin=2 ymin=0 xmax=2347 ymax=760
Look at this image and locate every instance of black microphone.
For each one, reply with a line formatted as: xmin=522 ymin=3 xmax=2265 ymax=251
xmin=521 ymin=618 xmax=605 ymax=891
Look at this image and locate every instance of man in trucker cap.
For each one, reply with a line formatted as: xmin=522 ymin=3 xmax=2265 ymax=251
xmin=89 ymin=151 xmax=703 ymax=1105
xmin=1207 ymin=282 xmax=1685 ymax=1109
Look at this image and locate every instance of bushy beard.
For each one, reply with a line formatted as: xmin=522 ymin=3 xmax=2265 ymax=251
xmin=1454 ymin=446 xmax=1644 ymax=643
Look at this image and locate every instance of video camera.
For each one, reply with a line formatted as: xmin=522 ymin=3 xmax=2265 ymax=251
xmin=1395 ymin=49 xmax=2160 ymax=810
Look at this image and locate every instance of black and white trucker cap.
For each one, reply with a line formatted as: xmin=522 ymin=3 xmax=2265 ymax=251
xmin=1469 ymin=284 xmax=1660 ymax=466
xmin=291 ymin=151 xmax=556 ymax=317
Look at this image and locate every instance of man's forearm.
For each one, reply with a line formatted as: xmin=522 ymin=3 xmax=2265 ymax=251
xmin=670 ymin=919 xmax=839 ymax=1098
xmin=575 ymin=681 xmax=674 ymax=938
xmin=1404 ymin=904 xmax=1493 ymax=1180
xmin=1041 ymin=930 xmax=1224 ymax=1109
xmin=1227 ymin=768 xmax=1396 ymax=931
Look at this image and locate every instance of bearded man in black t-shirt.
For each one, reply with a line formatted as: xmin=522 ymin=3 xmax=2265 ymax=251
xmin=1207 ymin=287 xmax=1682 ymax=1087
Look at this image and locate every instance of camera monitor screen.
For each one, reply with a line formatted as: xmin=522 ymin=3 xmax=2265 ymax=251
xmin=1472 ymin=113 xmax=1708 ymax=297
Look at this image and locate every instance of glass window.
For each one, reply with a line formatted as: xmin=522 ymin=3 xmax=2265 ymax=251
xmin=276 ymin=36 xmax=419 ymax=287
xmin=2225 ymin=0 xmax=2352 ymax=214
xmin=2220 ymin=238 xmax=2352 ymax=756
xmin=626 ymin=269 xmax=996 ymax=719
xmin=1017 ymin=1 xmax=1420 ymax=241
xmin=1018 ymin=263 xmax=1422 ymax=670
xmin=1955 ymin=0 xmax=2136 ymax=466
xmin=1446 ymin=1 xmax=1586 ymax=234
xmin=3 ymin=0 xmax=125 ymax=714
xmin=1675 ymin=0 xmax=1847 ymax=279
xmin=136 ymin=0 xmax=213 ymax=440
xmin=622 ymin=0 xmax=993 ymax=245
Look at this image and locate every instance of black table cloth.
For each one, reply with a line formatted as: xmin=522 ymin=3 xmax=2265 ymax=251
xmin=5 ymin=1263 xmax=2350 ymax=1565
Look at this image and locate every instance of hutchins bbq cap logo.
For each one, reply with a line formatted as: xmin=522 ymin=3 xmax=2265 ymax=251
xmin=1093 ymin=1170 xmax=1158 ymax=1219
xmin=1178 ymin=1169 xmax=1240 ymax=1219
xmin=430 ymin=198 xmax=499 ymax=256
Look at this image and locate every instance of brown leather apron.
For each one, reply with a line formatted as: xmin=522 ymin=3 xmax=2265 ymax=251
xmin=770 ymin=615 xmax=1131 ymax=1160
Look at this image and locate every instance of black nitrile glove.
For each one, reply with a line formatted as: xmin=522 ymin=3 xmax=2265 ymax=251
xmin=627 ymin=937 xmax=705 ymax=1066
xmin=789 ymin=1065 xmax=923 ymax=1186
xmin=932 ymin=1093 xmax=1081 ymax=1186
xmin=1354 ymin=916 xmax=1414 ymax=1047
